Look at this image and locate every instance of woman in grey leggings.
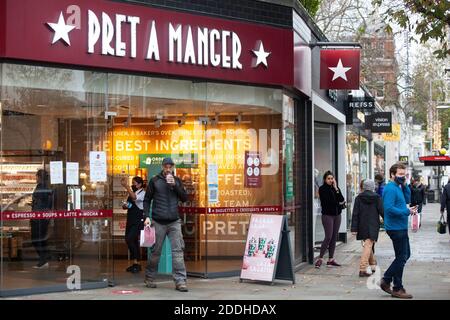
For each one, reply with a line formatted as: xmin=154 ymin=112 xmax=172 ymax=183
xmin=316 ymin=171 xmax=345 ymax=268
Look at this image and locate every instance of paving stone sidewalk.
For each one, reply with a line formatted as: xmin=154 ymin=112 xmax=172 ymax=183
xmin=4 ymin=203 xmax=450 ymax=300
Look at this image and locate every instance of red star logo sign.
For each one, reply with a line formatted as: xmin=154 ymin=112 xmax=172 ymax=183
xmin=320 ymin=49 xmax=360 ymax=90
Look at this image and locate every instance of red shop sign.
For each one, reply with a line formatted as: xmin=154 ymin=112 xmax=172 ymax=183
xmin=178 ymin=205 xmax=282 ymax=214
xmin=1 ymin=209 xmax=113 ymax=220
xmin=320 ymin=49 xmax=360 ymax=90
xmin=0 ymin=0 xmax=293 ymax=86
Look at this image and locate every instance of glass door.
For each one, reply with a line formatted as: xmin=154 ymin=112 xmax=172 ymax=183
xmin=104 ymin=74 xmax=208 ymax=279
xmin=203 ymin=83 xmax=284 ymax=275
xmin=0 ymin=64 xmax=113 ymax=296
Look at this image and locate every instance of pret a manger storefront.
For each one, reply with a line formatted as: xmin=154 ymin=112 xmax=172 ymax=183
xmin=0 ymin=0 xmax=299 ymax=295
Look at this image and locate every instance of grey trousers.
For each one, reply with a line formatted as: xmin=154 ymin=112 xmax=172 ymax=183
xmin=145 ymin=219 xmax=187 ymax=284
xmin=319 ymin=214 xmax=342 ymax=259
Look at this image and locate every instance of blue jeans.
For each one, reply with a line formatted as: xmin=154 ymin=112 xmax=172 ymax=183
xmin=383 ymin=229 xmax=411 ymax=291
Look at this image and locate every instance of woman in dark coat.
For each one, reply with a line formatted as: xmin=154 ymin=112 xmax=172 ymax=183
xmin=410 ymin=178 xmax=426 ymax=225
xmin=351 ymin=179 xmax=384 ymax=277
xmin=315 ymin=171 xmax=346 ymax=269
xmin=121 ymin=176 xmax=146 ymax=273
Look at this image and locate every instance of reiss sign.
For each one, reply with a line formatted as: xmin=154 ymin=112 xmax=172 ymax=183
xmin=0 ymin=0 xmax=294 ymax=86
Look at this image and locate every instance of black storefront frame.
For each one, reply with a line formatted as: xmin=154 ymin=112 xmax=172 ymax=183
xmin=295 ymin=96 xmax=314 ymax=265
xmin=280 ymin=91 xmax=313 ymax=268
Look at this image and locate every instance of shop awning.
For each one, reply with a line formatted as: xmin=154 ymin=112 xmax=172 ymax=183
xmin=418 ymin=156 xmax=450 ymax=166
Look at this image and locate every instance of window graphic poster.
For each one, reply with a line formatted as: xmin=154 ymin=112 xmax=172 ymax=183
xmin=244 ymin=151 xmax=262 ymax=188
xmin=285 ymin=127 xmax=294 ymax=201
xmin=240 ymin=214 xmax=283 ymax=282
xmin=207 ymin=164 xmax=219 ymax=203
xmin=89 ymin=151 xmax=107 ymax=183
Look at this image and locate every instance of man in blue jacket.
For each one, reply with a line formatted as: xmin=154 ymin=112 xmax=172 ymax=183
xmin=379 ymin=163 xmax=417 ymax=299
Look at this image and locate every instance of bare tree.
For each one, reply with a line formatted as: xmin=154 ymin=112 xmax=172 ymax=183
xmin=315 ymin=0 xmax=372 ymax=41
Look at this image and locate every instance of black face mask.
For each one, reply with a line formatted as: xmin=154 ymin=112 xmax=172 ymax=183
xmin=394 ymin=176 xmax=406 ymax=185
xmin=131 ymin=185 xmax=138 ymax=192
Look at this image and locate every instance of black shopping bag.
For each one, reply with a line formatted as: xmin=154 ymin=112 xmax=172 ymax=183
xmin=437 ymin=213 xmax=447 ymax=234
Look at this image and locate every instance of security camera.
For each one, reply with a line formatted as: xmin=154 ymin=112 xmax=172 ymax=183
xmin=103 ymin=111 xmax=117 ymax=120
xmin=211 ymin=112 xmax=220 ymax=126
xmin=234 ymin=112 xmax=242 ymax=125
xmin=178 ymin=113 xmax=187 ymax=127
xmin=198 ymin=116 xmax=209 ymax=125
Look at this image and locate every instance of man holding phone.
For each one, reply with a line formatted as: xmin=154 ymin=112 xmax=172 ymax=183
xmin=143 ymin=157 xmax=189 ymax=292
xmin=379 ymin=163 xmax=417 ymax=299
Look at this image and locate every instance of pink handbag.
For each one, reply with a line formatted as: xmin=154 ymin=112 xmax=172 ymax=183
xmin=140 ymin=225 xmax=155 ymax=247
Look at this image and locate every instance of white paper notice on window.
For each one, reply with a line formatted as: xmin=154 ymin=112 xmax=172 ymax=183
xmin=89 ymin=151 xmax=107 ymax=183
xmin=208 ymin=184 xmax=219 ymax=203
xmin=207 ymin=164 xmax=219 ymax=185
xmin=66 ymin=162 xmax=79 ymax=185
xmin=49 ymin=161 xmax=63 ymax=185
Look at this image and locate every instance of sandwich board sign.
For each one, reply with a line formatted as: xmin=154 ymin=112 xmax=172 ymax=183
xmin=240 ymin=214 xmax=295 ymax=284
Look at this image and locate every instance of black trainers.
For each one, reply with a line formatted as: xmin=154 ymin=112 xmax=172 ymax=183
xmin=131 ymin=264 xmax=141 ymax=273
xmin=127 ymin=264 xmax=142 ymax=272
xmin=33 ymin=261 xmax=49 ymax=269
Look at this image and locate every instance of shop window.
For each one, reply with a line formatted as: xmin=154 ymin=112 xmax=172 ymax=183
xmin=1 ymin=62 xmax=286 ymax=295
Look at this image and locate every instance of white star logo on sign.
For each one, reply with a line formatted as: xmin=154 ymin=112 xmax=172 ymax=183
xmin=47 ymin=12 xmax=76 ymax=46
xmin=329 ymin=59 xmax=352 ymax=81
xmin=252 ymin=41 xmax=271 ymax=68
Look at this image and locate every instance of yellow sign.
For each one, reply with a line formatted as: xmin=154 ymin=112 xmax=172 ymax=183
xmin=383 ymin=124 xmax=400 ymax=141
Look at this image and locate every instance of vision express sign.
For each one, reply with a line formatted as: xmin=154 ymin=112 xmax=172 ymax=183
xmin=366 ymin=112 xmax=392 ymax=133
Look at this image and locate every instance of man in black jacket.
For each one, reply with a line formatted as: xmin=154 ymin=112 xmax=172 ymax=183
xmin=143 ymin=157 xmax=189 ymax=292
